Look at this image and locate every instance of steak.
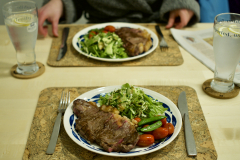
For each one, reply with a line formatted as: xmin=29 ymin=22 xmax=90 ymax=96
xmin=115 ymin=27 xmax=152 ymax=57
xmin=73 ymin=99 xmax=139 ymax=153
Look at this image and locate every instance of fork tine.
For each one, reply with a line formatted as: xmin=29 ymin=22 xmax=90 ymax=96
xmin=155 ymin=25 xmax=169 ymax=50
xmin=59 ymin=91 xmax=64 ymax=107
xmin=64 ymin=91 xmax=68 ymax=108
xmin=68 ymin=92 xmax=70 ymax=106
xmin=61 ymin=91 xmax=66 ymax=110
xmin=160 ymin=46 xmax=168 ymax=51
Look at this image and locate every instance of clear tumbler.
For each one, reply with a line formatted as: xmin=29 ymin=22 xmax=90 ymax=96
xmin=211 ymin=13 xmax=240 ymax=93
xmin=2 ymin=1 xmax=39 ymax=75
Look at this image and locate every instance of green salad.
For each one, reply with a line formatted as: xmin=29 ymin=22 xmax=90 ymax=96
xmin=79 ymin=29 xmax=128 ymax=59
xmin=98 ymin=83 xmax=168 ymax=119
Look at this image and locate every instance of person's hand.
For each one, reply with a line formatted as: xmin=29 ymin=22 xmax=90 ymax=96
xmin=165 ymin=9 xmax=194 ymax=29
xmin=38 ymin=0 xmax=63 ymax=37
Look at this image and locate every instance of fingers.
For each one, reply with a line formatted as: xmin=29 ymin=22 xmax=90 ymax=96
xmin=175 ymin=17 xmax=188 ymax=29
xmin=37 ymin=0 xmax=63 ymax=37
xmin=174 ymin=10 xmax=189 ymax=29
xmin=165 ymin=12 xmax=176 ymax=29
xmin=38 ymin=10 xmax=59 ymax=37
xmin=38 ymin=10 xmax=48 ymax=37
xmin=165 ymin=9 xmax=194 ymax=29
xmin=52 ymin=19 xmax=59 ymax=37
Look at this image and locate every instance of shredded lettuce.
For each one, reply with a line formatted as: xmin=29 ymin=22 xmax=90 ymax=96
xmin=98 ymin=83 xmax=168 ymax=119
xmin=79 ymin=30 xmax=128 ymax=59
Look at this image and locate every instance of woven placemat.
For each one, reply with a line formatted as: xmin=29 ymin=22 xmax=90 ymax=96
xmin=23 ymin=86 xmax=217 ymax=160
xmin=47 ymin=24 xmax=183 ymax=67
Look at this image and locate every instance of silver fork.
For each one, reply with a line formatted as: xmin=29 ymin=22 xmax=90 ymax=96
xmin=46 ymin=90 xmax=70 ymax=154
xmin=155 ymin=25 xmax=169 ymax=51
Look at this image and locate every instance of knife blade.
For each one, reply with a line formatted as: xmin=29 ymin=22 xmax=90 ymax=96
xmin=57 ymin=27 xmax=70 ymax=61
xmin=178 ymin=91 xmax=197 ymax=156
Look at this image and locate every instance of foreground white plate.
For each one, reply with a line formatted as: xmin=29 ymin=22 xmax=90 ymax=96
xmin=63 ymin=85 xmax=182 ymax=157
xmin=72 ymin=22 xmax=158 ymax=62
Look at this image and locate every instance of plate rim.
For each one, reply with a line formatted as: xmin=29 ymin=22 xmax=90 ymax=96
xmin=71 ymin=22 xmax=158 ymax=62
xmin=63 ymin=85 xmax=182 ymax=157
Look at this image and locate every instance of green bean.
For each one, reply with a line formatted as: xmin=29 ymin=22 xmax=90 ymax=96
xmin=138 ymin=116 xmax=166 ymax=126
xmin=140 ymin=121 xmax=162 ymax=132
xmin=136 ymin=126 xmax=142 ymax=132
xmin=138 ymin=132 xmax=144 ymax=135
xmin=143 ymin=94 xmax=152 ymax=104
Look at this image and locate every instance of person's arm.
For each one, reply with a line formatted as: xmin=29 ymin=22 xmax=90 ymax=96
xmin=38 ymin=0 xmax=63 ymax=37
xmin=159 ymin=0 xmax=200 ymax=29
xmin=38 ymin=0 xmax=82 ymax=37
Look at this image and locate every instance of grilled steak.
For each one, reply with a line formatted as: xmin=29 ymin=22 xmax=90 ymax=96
xmin=115 ymin=27 xmax=152 ymax=56
xmin=73 ymin=99 xmax=139 ymax=153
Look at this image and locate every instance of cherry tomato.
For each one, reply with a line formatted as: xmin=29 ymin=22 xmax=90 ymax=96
xmin=152 ymin=127 xmax=168 ymax=140
xmin=163 ymin=123 xmax=174 ymax=135
xmin=134 ymin=117 xmax=141 ymax=123
xmin=88 ymin=31 xmax=97 ymax=38
xmin=102 ymin=30 xmax=108 ymax=33
xmin=104 ymin=25 xmax=116 ymax=32
xmin=161 ymin=118 xmax=167 ymax=126
xmin=143 ymin=125 xmax=153 ymax=134
xmin=137 ymin=134 xmax=155 ymax=147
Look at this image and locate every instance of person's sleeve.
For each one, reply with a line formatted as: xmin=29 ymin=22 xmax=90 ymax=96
xmin=61 ymin=0 xmax=82 ymax=23
xmin=159 ymin=0 xmax=200 ymax=26
xmin=42 ymin=0 xmax=82 ymax=23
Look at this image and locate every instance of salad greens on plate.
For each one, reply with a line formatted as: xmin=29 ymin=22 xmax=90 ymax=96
xmin=79 ymin=28 xmax=128 ymax=59
xmin=98 ymin=83 xmax=168 ymax=119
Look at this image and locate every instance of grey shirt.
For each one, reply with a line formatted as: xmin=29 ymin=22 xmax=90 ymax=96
xmin=43 ymin=0 xmax=200 ymax=26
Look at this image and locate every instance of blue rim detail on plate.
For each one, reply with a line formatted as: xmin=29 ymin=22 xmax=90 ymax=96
xmin=67 ymin=93 xmax=177 ymax=155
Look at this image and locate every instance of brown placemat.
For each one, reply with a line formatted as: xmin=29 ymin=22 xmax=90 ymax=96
xmin=23 ymin=86 xmax=217 ymax=160
xmin=47 ymin=24 xmax=183 ymax=67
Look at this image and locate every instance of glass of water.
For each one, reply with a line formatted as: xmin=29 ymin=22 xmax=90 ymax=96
xmin=2 ymin=1 xmax=39 ymax=75
xmin=211 ymin=13 xmax=240 ymax=93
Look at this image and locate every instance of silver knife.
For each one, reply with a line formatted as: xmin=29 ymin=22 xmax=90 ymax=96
xmin=178 ymin=91 xmax=197 ymax=156
xmin=57 ymin=27 xmax=70 ymax=61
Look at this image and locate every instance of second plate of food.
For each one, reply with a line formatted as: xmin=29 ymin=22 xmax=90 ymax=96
xmin=72 ymin=22 xmax=158 ymax=62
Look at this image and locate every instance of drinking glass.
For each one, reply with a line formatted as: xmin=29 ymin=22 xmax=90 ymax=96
xmin=211 ymin=13 xmax=240 ymax=93
xmin=2 ymin=1 xmax=39 ymax=75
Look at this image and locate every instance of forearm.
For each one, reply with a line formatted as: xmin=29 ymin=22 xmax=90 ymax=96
xmin=160 ymin=0 xmax=200 ymax=26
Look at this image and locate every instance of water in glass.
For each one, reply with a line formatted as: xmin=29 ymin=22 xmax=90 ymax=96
xmin=3 ymin=1 xmax=39 ymax=75
xmin=211 ymin=13 xmax=240 ymax=92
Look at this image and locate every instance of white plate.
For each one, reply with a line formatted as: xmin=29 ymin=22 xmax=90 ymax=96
xmin=63 ymin=85 xmax=182 ymax=157
xmin=72 ymin=22 xmax=158 ymax=62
